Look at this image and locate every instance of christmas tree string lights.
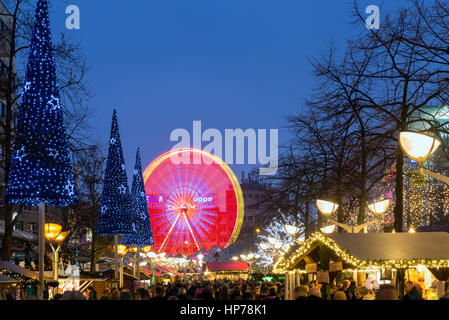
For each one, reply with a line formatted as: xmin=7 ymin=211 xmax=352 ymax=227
xmin=4 ymin=0 xmax=77 ymax=206
xmin=121 ymin=148 xmax=154 ymax=247
xmin=96 ymin=110 xmax=133 ymax=235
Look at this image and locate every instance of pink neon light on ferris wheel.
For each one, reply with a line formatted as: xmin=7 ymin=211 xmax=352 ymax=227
xmin=142 ymin=148 xmax=244 ymax=256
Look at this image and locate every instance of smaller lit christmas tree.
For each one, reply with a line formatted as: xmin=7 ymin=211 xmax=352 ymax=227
xmin=121 ymin=148 xmax=154 ymax=247
xmin=96 ymin=110 xmax=133 ymax=235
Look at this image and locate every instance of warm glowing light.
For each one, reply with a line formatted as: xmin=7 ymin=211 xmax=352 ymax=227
xmin=159 ymin=252 xmax=166 ymax=258
xmin=117 ymin=245 xmax=128 ymax=256
xmin=142 ymin=246 xmax=153 ymax=253
xmin=240 ymin=254 xmax=247 ymax=260
xmin=147 ymin=252 xmax=157 ymax=258
xmin=44 ymin=223 xmax=62 ymax=241
xmin=231 ymin=256 xmax=238 ymax=261
xmin=320 ymin=225 xmax=336 ymax=234
xmin=259 ymin=243 xmax=268 ymax=251
xmin=255 ymin=228 xmax=260 ymax=233
xmin=399 ymin=131 xmax=441 ymax=163
xmin=368 ymin=198 xmax=390 ymax=216
xmin=128 ymin=247 xmax=138 ymax=253
xmin=247 ymin=253 xmax=254 ymax=259
xmin=284 ymin=224 xmax=300 ymax=236
xmin=408 ymin=227 xmax=416 ymax=233
xmin=54 ymin=231 xmax=69 ymax=242
xmin=273 ymin=240 xmax=283 ymax=250
xmin=267 ymin=237 xmax=278 ymax=245
xmin=316 ymin=200 xmax=339 ymax=216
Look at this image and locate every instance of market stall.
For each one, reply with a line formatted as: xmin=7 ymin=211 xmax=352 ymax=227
xmin=204 ymin=261 xmax=250 ymax=281
xmin=274 ymin=232 xmax=449 ymax=300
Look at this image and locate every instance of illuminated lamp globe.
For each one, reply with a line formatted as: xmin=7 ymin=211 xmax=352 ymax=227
xmin=54 ymin=231 xmax=69 ymax=242
xmin=147 ymin=252 xmax=157 ymax=258
xmin=273 ymin=240 xmax=283 ymax=250
xmin=247 ymin=253 xmax=254 ymax=259
xmin=117 ymin=245 xmax=128 ymax=256
xmin=44 ymin=223 xmax=62 ymax=241
xmin=267 ymin=237 xmax=278 ymax=246
xmin=128 ymin=247 xmax=138 ymax=254
xmin=259 ymin=243 xmax=269 ymax=251
xmin=159 ymin=252 xmax=166 ymax=258
xmin=367 ymin=198 xmax=390 ymax=217
xmin=240 ymin=254 xmax=247 ymax=260
xmin=316 ymin=200 xmax=339 ymax=217
xmin=320 ymin=225 xmax=336 ymax=234
xmin=399 ymin=131 xmax=441 ymax=164
xmin=142 ymin=246 xmax=153 ymax=253
xmin=284 ymin=224 xmax=300 ymax=236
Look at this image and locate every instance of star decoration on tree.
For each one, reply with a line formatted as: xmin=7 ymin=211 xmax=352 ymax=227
xmin=110 ymin=137 xmax=116 ymax=145
xmin=47 ymin=95 xmax=60 ymax=111
xmin=134 ymin=170 xmax=138 ymax=175
xmin=121 ymin=164 xmax=125 ymax=171
xmin=14 ymin=147 xmax=27 ymax=162
xmin=24 ymin=81 xmax=31 ymax=92
xmin=118 ymin=184 xmax=126 ymax=194
xmin=65 ymin=181 xmax=75 ymax=196
xmin=48 ymin=148 xmax=59 ymax=159
xmin=100 ymin=206 xmax=108 ymax=214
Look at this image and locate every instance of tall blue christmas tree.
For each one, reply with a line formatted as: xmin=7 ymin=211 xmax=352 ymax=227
xmin=121 ymin=148 xmax=154 ymax=247
xmin=96 ymin=110 xmax=134 ymax=235
xmin=5 ymin=0 xmax=77 ymax=206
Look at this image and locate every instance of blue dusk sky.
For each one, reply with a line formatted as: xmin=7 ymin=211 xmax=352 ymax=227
xmin=44 ymin=0 xmax=405 ymax=179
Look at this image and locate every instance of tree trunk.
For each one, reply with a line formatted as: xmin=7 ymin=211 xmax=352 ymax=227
xmin=358 ymin=131 xmax=367 ymax=226
xmin=1 ymin=205 xmax=13 ymax=260
xmin=394 ymin=148 xmax=404 ymax=232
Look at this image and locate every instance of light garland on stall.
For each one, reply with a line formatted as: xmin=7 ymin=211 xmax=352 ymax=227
xmin=273 ymin=232 xmax=449 ymax=274
xmin=0 ymin=267 xmax=40 ymax=286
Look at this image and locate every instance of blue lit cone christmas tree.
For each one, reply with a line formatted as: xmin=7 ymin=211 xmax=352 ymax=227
xmin=121 ymin=148 xmax=154 ymax=282
xmin=96 ymin=109 xmax=134 ymax=286
xmin=4 ymin=0 xmax=78 ymax=299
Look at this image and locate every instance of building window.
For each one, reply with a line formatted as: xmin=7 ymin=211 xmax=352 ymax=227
xmin=14 ymin=221 xmax=23 ymax=231
xmin=29 ymin=222 xmax=37 ymax=234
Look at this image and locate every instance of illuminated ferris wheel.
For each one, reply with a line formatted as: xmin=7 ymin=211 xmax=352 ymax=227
xmin=142 ymin=148 xmax=244 ymax=256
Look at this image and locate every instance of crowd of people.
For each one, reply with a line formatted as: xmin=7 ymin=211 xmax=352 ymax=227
xmin=9 ymin=278 xmax=442 ymax=301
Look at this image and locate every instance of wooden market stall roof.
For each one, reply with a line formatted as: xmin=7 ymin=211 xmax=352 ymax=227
xmin=0 ymin=260 xmax=53 ymax=282
xmin=273 ymin=232 xmax=449 ymax=273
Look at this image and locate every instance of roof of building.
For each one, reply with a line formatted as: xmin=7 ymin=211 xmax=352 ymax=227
xmin=327 ymin=232 xmax=449 ymax=261
xmin=274 ymin=232 xmax=449 ymax=273
xmin=207 ymin=261 xmax=250 ymax=272
xmin=0 ymin=260 xmax=53 ymax=281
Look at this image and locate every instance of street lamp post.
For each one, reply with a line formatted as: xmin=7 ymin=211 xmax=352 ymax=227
xmin=316 ymin=199 xmax=389 ymax=233
xmin=116 ymin=244 xmax=128 ymax=288
xmin=44 ymin=223 xmax=68 ymax=297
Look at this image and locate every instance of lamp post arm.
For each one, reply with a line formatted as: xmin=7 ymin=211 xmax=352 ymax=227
xmin=353 ymin=219 xmax=379 ymax=233
xmin=325 ymin=219 xmax=354 ymax=233
xmin=422 ymin=168 xmax=449 ymax=185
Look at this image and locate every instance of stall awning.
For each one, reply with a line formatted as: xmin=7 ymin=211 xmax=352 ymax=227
xmin=0 ymin=220 xmax=37 ymax=242
xmin=207 ymin=261 xmax=250 ymax=272
xmin=155 ymin=265 xmax=183 ymax=276
xmin=142 ymin=266 xmax=163 ymax=277
xmin=0 ymin=260 xmax=53 ymax=281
